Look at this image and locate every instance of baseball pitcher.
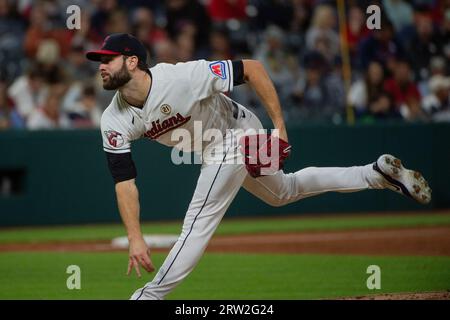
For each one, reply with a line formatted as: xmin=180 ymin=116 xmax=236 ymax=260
xmin=86 ymin=33 xmax=431 ymax=300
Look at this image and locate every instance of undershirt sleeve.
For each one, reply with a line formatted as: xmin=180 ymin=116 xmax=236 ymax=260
xmin=232 ymin=60 xmax=245 ymax=86
xmin=105 ymin=152 xmax=137 ymax=183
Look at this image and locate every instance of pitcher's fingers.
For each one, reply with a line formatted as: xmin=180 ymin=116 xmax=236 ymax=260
xmin=147 ymin=249 xmax=155 ymax=271
xmin=127 ymin=258 xmax=133 ymax=276
xmin=133 ymin=257 xmax=142 ymax=277
xmin=139 ymin=255 xmax=154 ymax=272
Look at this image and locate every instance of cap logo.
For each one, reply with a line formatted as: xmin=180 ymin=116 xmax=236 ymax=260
xmin=101 ymin=36 xmax=110 ymax=49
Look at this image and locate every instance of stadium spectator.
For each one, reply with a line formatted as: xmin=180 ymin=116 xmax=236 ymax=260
xmin=27 ymin=86 xmax=70 ymax=130
xmin=440 ymin=7 xmax=450 ymax=70
xmin=131 ymin=7 xmax=167 ymax=50
xmin=0 ymin=0 xmax=447 ymax=129
xmin=0 ymin=81 xmax=24 ymax=129
xmin=382 ymin=0 xmax=414 ymax=33
xmin=357 ymin=18 xmax=405 ymax=71
xmin=7 ymin=63 xmax=46 ymax=120
xmin=33 ymin=38 xmax=69 ymax=89
xmin=287 ymin=0 xmax=312 ymax=51
xmin=90 ymin=0 xmax=119 ymax=39
xmin=429 ymin=56 xmax=448 ymax=78
xmin=64 ymin=84 xmax=102 ymax=128
xmin=165 ymin=0 xmax=211 ymax=52
xmin=422 ymin=75 xmax=450 ymax=122
xmin=406 ymin=12 xmax=443 ymax=82
xmin=174 ymin=30 xmax=196 ymax=62
xmin=345 ymin=5 xmax=370 ymax=61
xmin=348 ymin=61 xmax=398 ymax=120
xmin=384 ymin=59 xmax=425 ymax=121
xmin=417 ymin=55 xmax=448 ymax=97
xmin=65 ymin=43 xmax=97 ymax=82
xmin=104 ymin=9 xmax=130 ymax=35
xmin=0 ymin=0 xmax=26 ymax=82
xmin=289 ymin=0 xmax=312 ymax=34
xmin=208 ymin=27 xmax=234 ymax=61
xmin=23 ymin=2 xmax=72 ymax=59
xmin=254 ymin=25 xmax=299 ymax=106
xmin=291 ymin=51 xmax=336 ymax=121
xmin=305 ymin=4 xmax=339 ymax=64
xmin=153 ymin=39 xmax=177 ymax=64
xmin=325 ymin=56 xmax=346 ymax=114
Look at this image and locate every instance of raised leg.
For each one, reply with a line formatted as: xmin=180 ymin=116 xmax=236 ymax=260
xmin=242 ymin=164 xmax=384 ymax=207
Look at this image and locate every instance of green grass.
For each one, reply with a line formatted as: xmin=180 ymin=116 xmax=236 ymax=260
xmin=0 ymin=252 xmax=449 ymax=299
xmin=0 ymin=211 xmax=449 ymax=244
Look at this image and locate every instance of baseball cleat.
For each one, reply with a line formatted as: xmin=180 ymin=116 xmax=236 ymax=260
xmin=373 ymin=154 xmax=432 ymax=204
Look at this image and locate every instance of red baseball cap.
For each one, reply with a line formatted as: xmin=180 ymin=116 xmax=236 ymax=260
xmin=86 ymin=33 xmax=147 ymax=63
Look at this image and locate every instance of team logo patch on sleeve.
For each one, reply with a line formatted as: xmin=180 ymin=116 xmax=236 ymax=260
xmin=209 ymin=61 xmax=227 ymax=79
xmin=105 ymin=130 xmax=124 ymax=148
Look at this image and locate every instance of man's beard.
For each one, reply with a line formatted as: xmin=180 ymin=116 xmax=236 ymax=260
xmin=102 ymin=63 xmax=131 ymax=90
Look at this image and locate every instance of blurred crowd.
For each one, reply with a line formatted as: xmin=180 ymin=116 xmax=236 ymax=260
xmin=0 ymin=0 xmax=450 ymax=131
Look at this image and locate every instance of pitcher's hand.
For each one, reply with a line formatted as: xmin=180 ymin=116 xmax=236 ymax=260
xmin=127 ymin=237 xmax=155 ymax=277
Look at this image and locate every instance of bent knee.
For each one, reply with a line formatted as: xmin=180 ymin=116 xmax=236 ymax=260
xmin=261 ymin=196 xmax=292 ymax=207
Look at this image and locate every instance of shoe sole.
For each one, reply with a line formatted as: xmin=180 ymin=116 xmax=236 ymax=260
xmin=373 ymin=154 xmax=432 ymax=204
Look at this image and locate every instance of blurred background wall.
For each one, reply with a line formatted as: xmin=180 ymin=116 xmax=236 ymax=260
xmin=0 ymin=0 xmax=449 ymax=226
xmin=1 ymin=122 xmax=449 ymax=226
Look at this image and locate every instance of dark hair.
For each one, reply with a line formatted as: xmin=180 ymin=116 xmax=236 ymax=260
xmin=137 ymin=58 xmax=149 ymax=72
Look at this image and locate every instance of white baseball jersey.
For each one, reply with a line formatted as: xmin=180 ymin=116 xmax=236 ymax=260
xmin=97 ymin=57 xmax=395 ymax=301
xmin=101 ymin=60 xmax=239 ymax=154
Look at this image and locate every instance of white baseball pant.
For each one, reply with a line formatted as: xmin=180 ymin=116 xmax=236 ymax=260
xmin=130 ymin=106 xmax=384 ymax=300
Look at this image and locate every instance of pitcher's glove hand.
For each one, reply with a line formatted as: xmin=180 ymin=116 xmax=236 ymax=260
xmin=239 ymin=134 xmax=292 ymax=178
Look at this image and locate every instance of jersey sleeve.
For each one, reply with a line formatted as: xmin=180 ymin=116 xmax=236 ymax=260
xmin=184 ymin=59 xmax=234 ymax=100
xmin=100 ymin=108 xmax=132 ymax=154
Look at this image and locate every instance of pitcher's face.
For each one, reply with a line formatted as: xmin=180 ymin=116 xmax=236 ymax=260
xmin=99 ymin=55 xmax=132 ymax=90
